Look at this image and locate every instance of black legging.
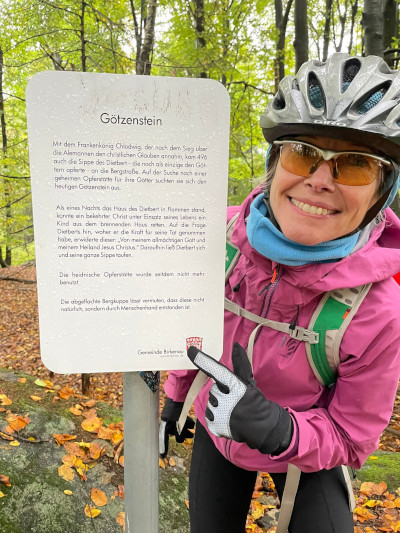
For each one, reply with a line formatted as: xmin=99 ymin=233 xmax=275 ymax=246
xmin=189 ymin=422 xmax=354 ymax=533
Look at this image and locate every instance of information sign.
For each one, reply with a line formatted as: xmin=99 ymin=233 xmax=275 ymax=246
xmin=26 ymin=72 xmax=230 ymax=373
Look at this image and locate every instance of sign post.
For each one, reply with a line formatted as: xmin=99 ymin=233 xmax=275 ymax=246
xmin=26 ymin=72 xmax=230 ymax=532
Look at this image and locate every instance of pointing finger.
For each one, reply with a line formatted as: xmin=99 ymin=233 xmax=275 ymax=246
xmin=187 ymin=346 xmax=241 ymax=393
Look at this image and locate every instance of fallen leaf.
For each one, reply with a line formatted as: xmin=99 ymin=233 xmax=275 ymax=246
xmin=360 ymin=481 xmax=388 ymax=497
xmin=18 ymin=378 xmax=26 ymax=384
xmin=169 ymin=457 xmax=176 ymax=467
xmin=63 ymin=442 xmax=86 ymax=457
xmin=0 ymin=491 xmax=5 ymax=498
xmin=34 ymin=379 xmax=47 ymax=387
xmin=185 ymin=499 xmax=189 ymax=509
xmin=5 ymin=413 xmax=30 ymax=432
xmin=64 ymin=490 xmax=73 ymax=496
xmin=62 ymin=454 xmax=77 ymax=468
xmin=81 ymin=415 xmax=102 ymax=433
xmin=84 ymin=504 xmax=101 ymax=518
xmin=30 ymin=395 xmax=42 ymax=402
xmin=364 ymin=499 xmax=380 ymax=507
xmin=250 ymin=500 xmax=265 ymax=520
xmin=70 ymin=405 xmax=83 ymax=416
xmin=58 ymin=464 xmax=74 ymax=482
xmin=0 ymin=475 xmax=11 ymax=487
xmin=81 ymin=399 xmax=96 ymax=408
xmin=87 ymin=442 xmax=105 ymax=461
xmin=53 ymin=434 xmax=77 ymax=446
xmin=116 ymin=511 xmax=125 ymax=530
xmin=353 ymin=506 xmax=377 ymax=522
xmin=0 ymin=394 xmax=12 ymax=406
xmin=9 ymin=440 xmax=20 ymax=447
xmin=159 ymin=458 xmax=165 ymax=469
xmin=59 ymin=385 xmax=75 ymax=400
xmin=119 ymin=456 xmax=124 ymax=467
xmin=0 ymin=432 xmax=14 ymax=442
xmin=91 ymin=488 xmax=108 ymax=507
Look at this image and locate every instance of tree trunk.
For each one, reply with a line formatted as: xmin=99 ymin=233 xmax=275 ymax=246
xmin=80 ymin=1 xmax=87 ymax=72
xmin=362 ymin=0 xmax=384 ymax=57
xmin=383 ymin=0 xmax=398 ymax=67
xmin=322 ymin=0 xmax=333 ymax=61
xmin=348 ymin=0 xmax=359 ymax=54
xmin=294 ymin=0 xmax=308 ymax=71
xmin=131 ymin=0 xmax=158 ymax=76
xmin=137 ymin=0 xmax=157 ymax=75
xmin=193 ymin=0 xmax=207 ymax=78
xmin=274 ymin=0 xmax=294 ymax=91
xmin=0 ymin=44 xmax=11 ymax=267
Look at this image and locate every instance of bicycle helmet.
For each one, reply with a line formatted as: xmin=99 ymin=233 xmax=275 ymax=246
xmin=260 ymin=53 xmax=400 ymax=209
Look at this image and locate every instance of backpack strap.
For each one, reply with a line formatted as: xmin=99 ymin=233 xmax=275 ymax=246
xmin=225 ymin=212 xmax=241 ymax=281
xmin=305 ymin=283 xmax=373 ymax=388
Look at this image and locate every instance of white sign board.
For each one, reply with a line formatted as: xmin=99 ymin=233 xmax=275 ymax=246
xmin=26 ymin=72 xmax=230 ymax=373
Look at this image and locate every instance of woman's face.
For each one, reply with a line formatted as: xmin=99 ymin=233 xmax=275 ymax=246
xmin=269 ymin=136 xmax=382 ymax=245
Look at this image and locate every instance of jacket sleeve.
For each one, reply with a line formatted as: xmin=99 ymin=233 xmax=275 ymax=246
xmin=270 ymin=310 xmax=400 ymax=472
xmin=164 ymin=369 xmax=199 ymax=402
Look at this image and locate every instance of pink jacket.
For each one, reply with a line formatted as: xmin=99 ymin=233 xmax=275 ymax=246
xmin=165 ymin=188 xmax=400 ymax=473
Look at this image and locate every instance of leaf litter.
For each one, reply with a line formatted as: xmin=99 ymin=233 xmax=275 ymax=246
xmin=2 ymin=264 xmax=400 ymax=531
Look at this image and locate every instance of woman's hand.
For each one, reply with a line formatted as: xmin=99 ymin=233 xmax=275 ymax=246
xmin=187 ymin=342 xmax=293 ymax=455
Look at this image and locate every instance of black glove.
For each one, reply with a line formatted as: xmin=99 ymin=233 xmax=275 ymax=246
xmin=159 ymin=397 xmax=195 ymax=458
xmin=187 ymin=342 xmax=293 ymax=455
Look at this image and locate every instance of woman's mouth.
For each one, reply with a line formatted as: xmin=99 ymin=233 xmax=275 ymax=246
xmin=290 ymin=197 xmax=337 ymax=216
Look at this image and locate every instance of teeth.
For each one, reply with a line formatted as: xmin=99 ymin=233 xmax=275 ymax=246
xmin=291 ymin=198 xmax=335 ymax=216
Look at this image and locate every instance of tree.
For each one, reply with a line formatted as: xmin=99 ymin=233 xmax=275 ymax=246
xmin=274 ymin=0 xmax=294 ymax=89
xmin=294 ymin=0 xmax=308 ymax=70
xmin=130 ymin=0 xmax=158 ymax=75
xmin=362 ymin=0 xmax=384 ymax=56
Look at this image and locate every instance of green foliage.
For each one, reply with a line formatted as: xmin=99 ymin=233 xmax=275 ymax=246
xmin=0 ymin=0 xmax=394 ymax=262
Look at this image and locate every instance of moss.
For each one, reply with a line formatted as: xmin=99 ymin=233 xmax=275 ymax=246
xmin=356 ymin=451 xmax=400 ymax=491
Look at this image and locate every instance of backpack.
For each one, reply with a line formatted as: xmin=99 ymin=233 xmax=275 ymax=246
xmin=177 ymin=213 xmax=364 ymax=531
xmin=225 ymin=213 xmax=372 ymax=388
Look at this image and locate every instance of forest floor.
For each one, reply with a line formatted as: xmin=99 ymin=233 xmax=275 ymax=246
xmin=1 ymin=263 xmax=400 ymax=532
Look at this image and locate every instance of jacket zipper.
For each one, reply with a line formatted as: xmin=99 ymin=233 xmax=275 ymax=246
xmin=252 ymin=266 xmax=281 ymax=347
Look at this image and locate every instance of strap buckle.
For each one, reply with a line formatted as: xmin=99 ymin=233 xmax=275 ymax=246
xmin=289 ymin=327 xmax=319 ymax=344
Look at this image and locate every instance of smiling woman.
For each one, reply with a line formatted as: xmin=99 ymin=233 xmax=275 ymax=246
xmin=162 ymin=53 xmax=400 ymax=533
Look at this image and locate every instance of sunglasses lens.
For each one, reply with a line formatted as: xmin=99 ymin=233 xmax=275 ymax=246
xmin=280 ymin=143 xmax=320 ymax=175
xmin=279 ymin=142 xmax=383 ymax=186
xmin=335 ymin=154 xmax=380 ymax=185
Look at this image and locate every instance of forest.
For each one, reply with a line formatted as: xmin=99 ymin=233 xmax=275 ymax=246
xmin=0 ymin=0 xmax=399 ymax=266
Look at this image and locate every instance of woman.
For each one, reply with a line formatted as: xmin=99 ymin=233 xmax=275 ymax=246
xmin=160 ymin=53 xmax=400 ymax=533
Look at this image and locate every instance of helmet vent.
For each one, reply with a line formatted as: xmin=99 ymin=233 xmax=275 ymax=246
xmin=272 ymin=90 xmax=286 ymax=110
xmin=341 ymin=58 xmax=361 ymax=92
xmin=308 ymin=72 xmax=324 ymax=109
xmin=357 ymin=82 xmax=391 ymax=114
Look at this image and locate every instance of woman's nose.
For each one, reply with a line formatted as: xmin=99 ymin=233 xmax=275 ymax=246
xmin=304 ymin=160 xmax=336 ymax=191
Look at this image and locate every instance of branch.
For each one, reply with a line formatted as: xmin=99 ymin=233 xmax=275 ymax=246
xmin=0 ymin=174 xmax=30 ymax=180
xmin=0 ymin=192 xmax=31 ymax=210
xmin=0 ymin=277 xmax=36 ymax=284
xmin=2 ymin=92 xmax=25 ymax=102
xmin=38 ymin=0 xmax=80 ymax=18
xmin=226 ymin=80 xmax=273 ymax=95
xmin=10 ymin=224 xmax=33 ymax=235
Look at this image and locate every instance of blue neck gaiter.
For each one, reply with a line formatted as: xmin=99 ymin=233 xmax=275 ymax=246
xmin=246 ymin=193 xmax=360 ymax=266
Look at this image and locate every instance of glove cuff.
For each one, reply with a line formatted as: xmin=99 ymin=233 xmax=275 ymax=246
xmin=259 ymin=409 xmax=293 ymax=455
xmin=161 ymin=397 xmax=184 ymax=422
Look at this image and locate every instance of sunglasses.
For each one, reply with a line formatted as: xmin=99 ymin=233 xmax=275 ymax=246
xmin=273 ymin=139 xmax=392 ymax=186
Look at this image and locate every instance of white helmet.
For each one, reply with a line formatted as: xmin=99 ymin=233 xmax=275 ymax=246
xmin=260 ymin=53 xmax=400 ymax=208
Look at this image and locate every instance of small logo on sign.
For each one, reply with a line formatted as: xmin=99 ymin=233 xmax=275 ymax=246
xmin=186 ymin=337 xmax=203 ymax=351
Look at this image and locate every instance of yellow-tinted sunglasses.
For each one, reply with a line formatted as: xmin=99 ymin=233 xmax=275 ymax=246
xmin=273 ymin=139 xmax=392 ymax=186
